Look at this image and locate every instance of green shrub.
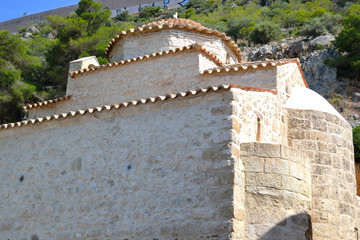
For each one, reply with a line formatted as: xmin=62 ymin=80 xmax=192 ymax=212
xmin=226 ymin=17 xmax=252 ymax=41
xmin=353 ymin=126 xmax=360 ymax=163
xmin=332 ymin=4 xmax=360 ymax=77
xmin=315 ymin=44 xmax=325 ymax=50
xmin=138 ymin=6 xmax=162 ymax=19
xmin=300 ymin=12 xmax=342 ymax=37
xmin=250 ymin=21 xmax=282 ymax=44
xmin=114 ymin=10 xmax=131 ymax=22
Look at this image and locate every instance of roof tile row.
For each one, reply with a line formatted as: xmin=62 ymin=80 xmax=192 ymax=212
xmin=70 ymin=44 xmax=224 ymax=78
xmin=2 ymin=84 xmax=276 ymax=131
xmin=24 ymin=96 xmax=72 ymax=110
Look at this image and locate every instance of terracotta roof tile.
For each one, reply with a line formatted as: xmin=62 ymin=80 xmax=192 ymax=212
xmin=0 ymin=84 xmax=276 ymax=130
xmin=70 ymin=44 xmax=224 ymax=78
xmin=24 ymin=96 xmax=72 ymax=110
xmin=202 ymin=58 xmax=309 ymax=88
xmin=105 ymin=18 xmax=242 ymax=61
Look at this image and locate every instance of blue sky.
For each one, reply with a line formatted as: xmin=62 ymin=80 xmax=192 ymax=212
xmin=0 ymin=0 xmax=80 ymax=22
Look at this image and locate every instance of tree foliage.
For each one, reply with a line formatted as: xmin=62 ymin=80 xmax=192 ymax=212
xmin=0 ymin=31 xmax=38 ymax=123
xmin=250 ymin=21 xmax=282 ymax=43
xmin=300 ymin=12 xmax=342 ymax=37
xmin=354 ymin=125 xmax=360 ymax=163
xmin=332 ymin=4 xmax=360 ymax=77
xmin=139 ymin=6 xmax=163 ymax=19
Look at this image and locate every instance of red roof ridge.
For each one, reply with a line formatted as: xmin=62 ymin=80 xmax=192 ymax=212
xmin=24 ymin=95 xmax=72 ymax=110
xmin=105 ymin=18 xmax=241 ymax=61
xmin=70 ymin=44 xmax=225 ymax=78
xmin=1 ymin=84 xmax=276 ymax=131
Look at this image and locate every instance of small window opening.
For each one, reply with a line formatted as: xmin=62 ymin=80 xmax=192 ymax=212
xmin=355 ymin=227 xmax=358 ymax=240
xmin=256 ymin=117 xmax=261 ymax=142
xmin=226 ymin=52 xmax=231 ymax=64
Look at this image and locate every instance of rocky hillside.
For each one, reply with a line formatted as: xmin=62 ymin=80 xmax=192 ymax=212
xmin=241 ymin=35 xmax=360 ymax=127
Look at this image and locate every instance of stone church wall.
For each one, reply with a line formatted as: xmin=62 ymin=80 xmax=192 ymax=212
xmin=287 ymin=109 xmax=357 ymax=240
xmin=110 ymin=30 xmax=238 ymax=64
xmin=231 ymin=89 xmax=286 ymax=145
xmin=0 ymin=91 xmax=237 ymax=240
xmin=239 ymin=143 xmax=312 ymax=240
xmin=28 ymin=53 xmax=278 ymax=119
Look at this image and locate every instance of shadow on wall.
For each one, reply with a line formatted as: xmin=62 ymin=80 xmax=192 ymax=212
xmin=259 ymin=213 xmax=312 ymax=240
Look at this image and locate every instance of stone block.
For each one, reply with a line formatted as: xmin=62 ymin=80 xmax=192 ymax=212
xmin=253 ymin=143 xmax=281 ymax=158
xmin=231 ymin=145 xmax=241 ymax=159
xmin=289 ymin=162 xmax=305 ymax=180
xmin=256 ymin=173 xmax=282 ymax=189
xmin=282 ymin=175 xmax=310 ymax=196
xmin=232 ymin=116 xmax=242 ymax=134
xmin=280 ymin=145 xmax=295 ymax=160
xmin=240 ymin=142 xmax=254 ymax=156
xmin=312 ymin=119 xmax=328 ymax=131
xmin=245 ymin=172 xmax=257 ymax=186
xmin=312 ymin=210 xmax=328 ymax=223
xmin=314 ymin=152 xmax=332 ymax=166
xmin=288 ymin=118 xmax=311 ymax=130
xmin=264 ymin=158 xmax=289 ymax=175
xmin=242 ymin=156 xmax=264 ymax=173
xmin=234 ymin=207 xmax=245 ymax=221
xmin=212 ymin=170 xmax=234 ymax=186
xmin=314 ymin=198 xmax=338 ymax=213
xmin=202 ymin=145 xmax=231 ymax=160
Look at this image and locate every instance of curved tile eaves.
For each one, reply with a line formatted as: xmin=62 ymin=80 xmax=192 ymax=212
xmin=0 ymin=84 xmax=276 ymax=131
xmin=202 ymin=58 xmax=309 ymax=88
xmin=24 ymin=96 xmax=72 ymax=110
xmin=105 ymin=20 xmax=241 ymax=62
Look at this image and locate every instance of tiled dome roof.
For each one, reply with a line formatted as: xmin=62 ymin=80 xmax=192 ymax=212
xmin=142 ymin=18 xmax=204 ymax=28
xmin=105 ymin=18 xmax=242 ymax=61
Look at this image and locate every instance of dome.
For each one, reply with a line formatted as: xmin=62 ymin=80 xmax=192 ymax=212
xmin=105 ymin=18 xmax=241 ymax=62
xmin=283 ymin=86 xmax=345 ymax=121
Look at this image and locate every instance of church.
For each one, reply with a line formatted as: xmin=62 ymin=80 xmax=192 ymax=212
xmin=0 ymin=18 xmax=358 ymax=240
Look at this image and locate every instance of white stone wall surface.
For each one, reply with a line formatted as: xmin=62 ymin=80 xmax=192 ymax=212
xmin=0 ymin=91 xmax=239 ymax=240
xmin=240 ymin=143 xmax=312 ymax=240
xmin=231 ymin=89 xmax=286 ymax=145
xmin=287 ymin=109 xmax=357 ymax=240
xmin=28 ymin=52 xmax=277 ymax=119
xmin=109 ymin=30 xmax=238 ymax=64
xmin=276 ymin=62 xmax=307 ymax=104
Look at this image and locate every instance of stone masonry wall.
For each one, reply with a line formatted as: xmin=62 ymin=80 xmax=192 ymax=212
xmin=239 ymin=143 xmax=312 ymax=240
xmin=231 ymin=88 xmax=286 ymax=145
xmin=28 ymin=52 xmax=277 ymax=119
xmin=109 ymin=30 xmax=238 ymax=64
xmin=0 ymin=91 xmax=236 ymax=240
xmin=287 ymin=109 xmax=357 ymax=240
xmin=276 ymin=62 xmax=307 ymax=104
